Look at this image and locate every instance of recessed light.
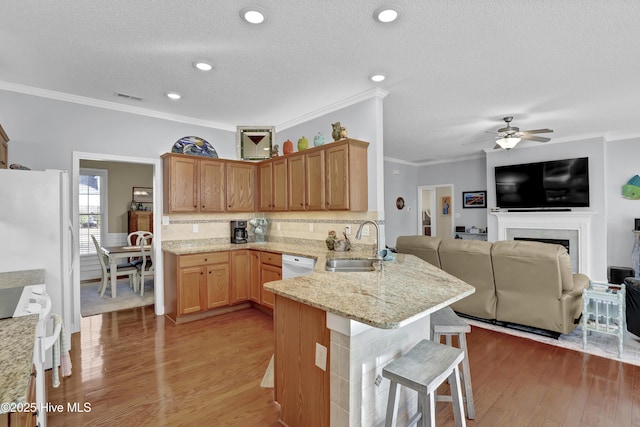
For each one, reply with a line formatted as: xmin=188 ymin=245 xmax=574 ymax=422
xmin=369 ymin=73 xmax=386 ymax=82
xmin=193 ymin=61 xmax=213 ymax=71
xmin=166 ymin=92 xmax=181 ymax=100
xmin=240 ymin=7 xmax=267 ymax=24
xmin=374 ymin=6 xmax=400 ymax=23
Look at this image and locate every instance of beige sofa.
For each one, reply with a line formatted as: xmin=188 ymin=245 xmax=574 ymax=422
xmin=396 ymin=236 xmax=590 ymax=334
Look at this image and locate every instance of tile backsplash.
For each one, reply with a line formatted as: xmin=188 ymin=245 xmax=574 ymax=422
xmin=161 ymin=211 xmax=382 ymax=247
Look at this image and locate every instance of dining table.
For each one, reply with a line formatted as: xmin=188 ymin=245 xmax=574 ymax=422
xmin=102 ymin=245 xmax=151 ymax=298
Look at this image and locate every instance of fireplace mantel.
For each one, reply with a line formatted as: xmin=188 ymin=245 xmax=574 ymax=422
xmin=491 ymin=211 xmax=593 ymax=275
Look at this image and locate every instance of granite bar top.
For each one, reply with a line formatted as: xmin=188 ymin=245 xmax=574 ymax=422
xmin=0 ymin=270 xmax=42 ymax=414
xmin=162 ymin=239 xmax=475 ymax=329
xmin=265 ymin=253 xmax=474 ymax=329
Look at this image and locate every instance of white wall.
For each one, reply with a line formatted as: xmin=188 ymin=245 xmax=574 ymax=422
xmin=606 ymin=137 xmax=640 ymax=270
xmin=383 ymin=160 xmax=418 ymax=245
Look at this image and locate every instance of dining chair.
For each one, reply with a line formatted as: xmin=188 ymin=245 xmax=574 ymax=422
xmin=127 ymin=231 xmax=153 ymax=266
xmin=136 ymin=241 xmax=155 ymax=296
xmin=91 ymin=235 xmax=138 ymax=297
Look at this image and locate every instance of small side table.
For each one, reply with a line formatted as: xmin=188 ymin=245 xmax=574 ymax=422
xmin=582 ymin=281 xmax=626 ymax=357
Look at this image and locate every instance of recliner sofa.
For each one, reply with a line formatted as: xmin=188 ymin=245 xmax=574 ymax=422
xmin=396 ymin=236 xmax=590 ymax=334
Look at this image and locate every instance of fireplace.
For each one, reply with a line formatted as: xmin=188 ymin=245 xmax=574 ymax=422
xmin=514 ymin=237 xmax=570 ymax=253
xmin=492 ymin=211 xmax=593 ymax=275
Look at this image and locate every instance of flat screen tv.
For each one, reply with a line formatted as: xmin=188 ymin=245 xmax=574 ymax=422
xmin=495 ymin=157 xmax=590 ymax=209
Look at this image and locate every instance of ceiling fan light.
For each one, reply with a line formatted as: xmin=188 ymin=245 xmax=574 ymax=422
xmin=496 ymin=136 xmax=521 ymax=150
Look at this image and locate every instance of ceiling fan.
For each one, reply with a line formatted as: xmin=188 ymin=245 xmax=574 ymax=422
xmin=491 ymin=116 xmax=553 ymax=150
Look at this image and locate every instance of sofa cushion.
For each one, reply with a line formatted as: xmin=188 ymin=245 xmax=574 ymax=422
xmin=396 ymin=236 xmax=442 ymax=268
xmin=439 ymin=239 xmax=497 ymax=319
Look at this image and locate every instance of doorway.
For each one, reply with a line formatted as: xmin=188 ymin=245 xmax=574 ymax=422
xmin=417 ymin=184 xmax=454 ymax=239
xmin=71 ymin=152 xmax=163 ymax=331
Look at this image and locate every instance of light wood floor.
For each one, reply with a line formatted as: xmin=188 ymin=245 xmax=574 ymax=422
xmin=46 ymin=306 xmax=640 ymax=426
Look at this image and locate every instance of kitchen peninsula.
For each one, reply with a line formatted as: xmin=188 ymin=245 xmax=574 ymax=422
xmin=264 ymin=252 xmax=474 ymax=427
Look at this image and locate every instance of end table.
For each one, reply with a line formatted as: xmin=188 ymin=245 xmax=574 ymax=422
xmin=582 ymin=281 xmax=626 ymax=357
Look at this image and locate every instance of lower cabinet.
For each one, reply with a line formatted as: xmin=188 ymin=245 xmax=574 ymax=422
xmin=164 ymin=251 xmax=230 ymax=322
xmin=249 ymin=251 xmax=261 ymax=303
xmin=260 ymin=252 xmax=282 ymax=310
xmin=1 ymin=365 xmax=37 ymax=427
xmin=230 ymin=250 xmax=252 ymax=304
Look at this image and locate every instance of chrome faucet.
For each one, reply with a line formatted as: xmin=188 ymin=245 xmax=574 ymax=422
xmin=355 ymin=220 xmax=383 ymax=270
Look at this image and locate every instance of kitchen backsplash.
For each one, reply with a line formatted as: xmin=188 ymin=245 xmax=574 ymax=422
xmin=161 ymin=211 xmax=381 ymax=247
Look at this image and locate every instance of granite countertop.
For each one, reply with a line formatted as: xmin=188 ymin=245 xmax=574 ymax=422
xmin=163 ymin=239 xmax=475 ymax=329
xmin=0 ymin=269 xmax=43 ymax=414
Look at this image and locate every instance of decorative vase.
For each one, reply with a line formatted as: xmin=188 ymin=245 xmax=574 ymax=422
xmin=313 ymin=132 xmax=325 ymax=146
xmin=283 ymin=139 xmax=294 ymax=155
xmin=298 ymin=136 xmax=309 ymax=151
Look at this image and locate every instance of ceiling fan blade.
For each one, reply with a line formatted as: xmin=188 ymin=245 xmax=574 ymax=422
xmin=521 ymin=135 xmax=551 ymax=142
xmin=521 ymin=128 xmax=553 ymax=135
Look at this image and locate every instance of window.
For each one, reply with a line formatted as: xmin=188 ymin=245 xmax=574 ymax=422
xmin=79 ymin=168 xmax=108 ymax=254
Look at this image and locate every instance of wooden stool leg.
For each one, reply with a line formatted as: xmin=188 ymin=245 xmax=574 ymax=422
xmin=385 ymin=381 xmax=399 ymax=427
xmin=449 ymin=365 xmax=466 ymax=427
xmin=458 ymin=333 xmax=475 ymax=419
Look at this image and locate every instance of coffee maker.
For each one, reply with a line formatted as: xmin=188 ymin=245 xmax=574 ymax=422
xmin=230 ymin=220 xmax=248 ymax=244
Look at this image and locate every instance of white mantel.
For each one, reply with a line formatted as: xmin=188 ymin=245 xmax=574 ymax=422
xmin=492 ymin=211 xmax=593 ymax=276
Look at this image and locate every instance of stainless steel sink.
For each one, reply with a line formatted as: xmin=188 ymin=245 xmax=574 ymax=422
xmin=325 ymin=258 xmax=376 ymax=272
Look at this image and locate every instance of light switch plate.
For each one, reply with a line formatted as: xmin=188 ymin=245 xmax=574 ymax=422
xmin=315 ymin=343 xmax=327 ymax=371
xmin=162 ymin=216 xmax=170 ymax=226
xmin=193 ymin=224 xmax=198 ymax=233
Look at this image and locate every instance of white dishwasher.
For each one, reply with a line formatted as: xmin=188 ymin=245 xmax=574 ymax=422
xmin=282 ymin=254 xmax=316 ymax=279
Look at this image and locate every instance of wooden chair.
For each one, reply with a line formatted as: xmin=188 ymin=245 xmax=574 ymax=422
xmin=91 ymin=235 xmax=138 ymax=298
xmin=127 ymin=231 xmax=153 ymax=265
xmin=136 ymin=241 xmax=155 ymax=296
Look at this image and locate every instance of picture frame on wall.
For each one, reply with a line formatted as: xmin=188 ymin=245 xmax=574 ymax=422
xmin=442 ymin=196 xmax=451 ymax=215
xmin=237 ymin=126 xmax=275 ymax=160
xmin=462 ymin=190 xmax=487 ymax=208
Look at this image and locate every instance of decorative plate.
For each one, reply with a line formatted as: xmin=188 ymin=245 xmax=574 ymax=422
xmin=172 ymin=136 xmax=218 ymax=158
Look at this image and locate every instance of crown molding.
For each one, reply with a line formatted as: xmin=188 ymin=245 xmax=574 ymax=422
xmin=383 ymin=156 xmax=419 ymax=166
xmin=276 ymin=88 xmax=389 ymax=131
xmin=0 ymin=81 xmax=236 ymax=131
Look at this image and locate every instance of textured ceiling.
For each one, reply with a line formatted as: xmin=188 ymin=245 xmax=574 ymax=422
xmin=1 ymin=1 xmax=639 ymax=163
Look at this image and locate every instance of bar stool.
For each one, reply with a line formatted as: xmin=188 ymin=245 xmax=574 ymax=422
xmin=382 ymin=339 xmax=466 ymax=427
xmin=430 ymin=306 xmax=475 ymax=419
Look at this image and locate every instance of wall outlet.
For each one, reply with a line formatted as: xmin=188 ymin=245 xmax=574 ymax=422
xmin=162 ymin=216 xmax=170 ymax=226
xmin=375 ymin=374 xmax=383 ymax=386
xmin=315 ymin=343 xmax=327 ymax=371
xmin=361 ymin=224 xmax=370 ymax=237
xmin=276 ymin=222 xmax=281 ymax=231
xmin=345 ymin=225 xmax=351 ymax=235
xmin=192 ymin=224 xmax=198 ymax=233
xmin=309 ymin=223 xmax=314 ymax=232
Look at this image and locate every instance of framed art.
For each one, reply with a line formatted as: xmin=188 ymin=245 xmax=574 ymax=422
xmin=462 ymin=190 xmax=487 ymax=208
xmin=442 ymin=196 xmax=451 ymax=215
xmin=237 ymin=126 xmax=275 ymax=160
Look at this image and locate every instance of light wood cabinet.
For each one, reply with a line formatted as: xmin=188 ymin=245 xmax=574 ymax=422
xmin=128 ymin=210 xmax=153 ymax=234
xmin=164 ymin=251 xmax=230 ymax=322
xmin=258 ymin=161 xmax=273 ymax=211
xmin=0 ymin=124 xmax=8 ymax=170
xmin=249 ymin=250 xmax=261 ymax=303
xmin=325 ymin=140 xmax=368 ymax=211
xmin=230 ymin=250 xmax=251 ymax=304
xmin=275 ymin=295 xmax=330 ymax=427
xmin=305 ymin=149 xmax=326 ymax=210
xmin=258 ymin=158 xmax=288 ymax=212
xmin=288 ymin=153 xmax=306 ymax=211
xmin=260 ymin=251 xmax=282 ymax=310
xmin=226 ymin=161 xmax=256 ymax=212
xmin=200 ymin=159 xmax=226 ymax=212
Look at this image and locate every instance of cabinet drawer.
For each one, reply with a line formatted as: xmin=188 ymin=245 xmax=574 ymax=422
xmin=260 ymin=251 xmax=282 ymax=267
xmin=179 ymin=252 xmax=229 ymax=268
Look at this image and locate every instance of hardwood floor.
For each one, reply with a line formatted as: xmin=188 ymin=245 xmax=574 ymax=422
xmin=46 ymin=306 xmax=640 ymax=426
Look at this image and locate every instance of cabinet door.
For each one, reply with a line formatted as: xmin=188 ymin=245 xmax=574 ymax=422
xmin=325 ymin=144 xmax=350 ymax=210
xmin=230 ymin=250 xmax=251 ymax=304
xmin=260 ymin=264 xmax=281 ymax=309
xmin=0 ymin=141 xmax=7 ymax=169
xmin=200 ymin=159 xmax=226 ymax=212
xmin=258 ymin=161 xmax=273 ymax=211
xmin=207 ymin=263 xmax=230 ymax=309
xmin=226 ymin=162 xmax=256 ymax=212
xmin=128 ymin=211 xmax=153 ymax=234
xmin=272 ymin=157 xmax=288 ymax=211
xmin=166 ymin=156 xmax=199 ymax=212
xmin=250 ymin=251 xmax=261 ymax=303
xmin=288 ymin=153 xmax=306 ymax=211
xmin=305 ymin=150 xmax=325 ymax=210
xmin=178 ymin=265 xmax=206 ymax=315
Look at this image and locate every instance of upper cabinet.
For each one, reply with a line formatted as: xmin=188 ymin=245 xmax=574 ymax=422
xmin=0 ymin=124 xmax=9 ymax=169
xmin=162 ymin=138 xmax=368 ymax=214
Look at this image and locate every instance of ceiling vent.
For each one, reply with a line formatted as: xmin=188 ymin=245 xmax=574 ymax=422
xmin=114 ymin=92 xmax=143 ymax=101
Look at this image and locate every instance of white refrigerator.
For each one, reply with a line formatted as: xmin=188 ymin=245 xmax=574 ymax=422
xmin=0 ymin=169 xmax=75 ymax=367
